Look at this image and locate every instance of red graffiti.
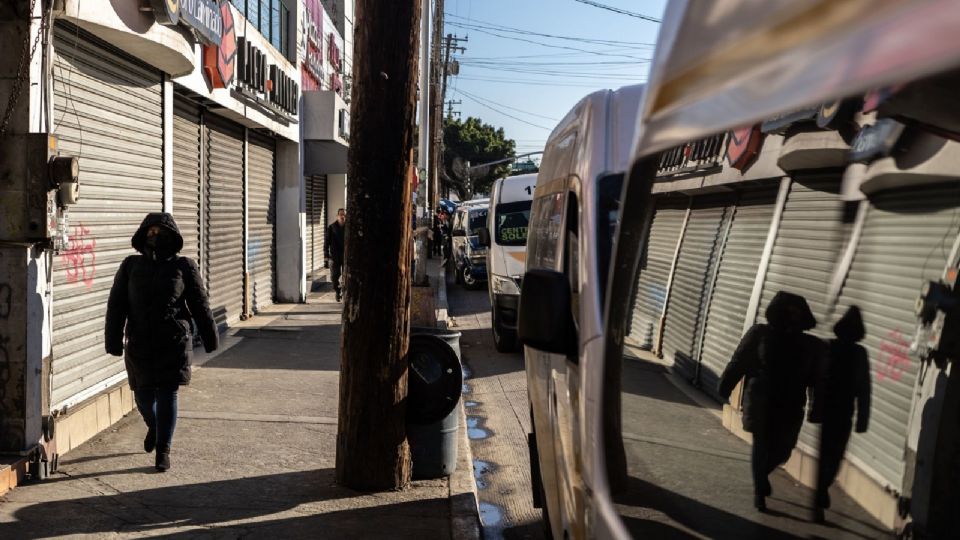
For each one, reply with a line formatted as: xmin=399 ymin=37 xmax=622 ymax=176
xmin=876 ymin=329 xmax=911 ymax=383
xmin=61 ymin=224 xmax=96 ymax=289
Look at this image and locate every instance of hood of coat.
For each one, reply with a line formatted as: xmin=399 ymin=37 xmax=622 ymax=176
xmin=132 ymin=212 xmax=184 ymax=256
xmin=833 ymin=305 xmax=865 ymax=343
xmin=764 ymin=291 xmax=816 ymax=332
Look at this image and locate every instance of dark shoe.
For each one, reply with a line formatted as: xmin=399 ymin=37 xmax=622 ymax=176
xmin=144 ymin=428 xmax=156 ymax=453
xmin=812 ymin=507 xmax=825 ymax=523
xmin=754 ymin=494 xmax=767 ymax=512
xmin=155 ymin=450 xmax=170 ymax=472
xmin=335 ymin=292 xmax=342 ymax=302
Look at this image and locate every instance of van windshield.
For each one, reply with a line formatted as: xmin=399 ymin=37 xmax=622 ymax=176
xmin=468 ymin=209 xmax=488 ymax=233
xmin=494 ymin=201 xmax=532 ymax=246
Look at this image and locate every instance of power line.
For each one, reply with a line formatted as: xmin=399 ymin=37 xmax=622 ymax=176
xmin=572 ymin=0 xmax=661 ymax=23
xmin=453 ymin=89 xmax=554 ymax=130
xmin=455 ymin=88 xmax=560 ymax=122
xmin=452 ymin=25 xmax=647 ymax=61
xmin=445 ymin=17 xmax=655 ymax=48
xmin=457 ymin=75 xmax=631 ymax=88
xmin=463 ymin=64 xmax=644 ymax=80
xmin=461 ymin=59 xmax=648 ymax=67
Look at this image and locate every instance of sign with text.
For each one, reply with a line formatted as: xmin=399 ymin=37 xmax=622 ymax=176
xmin=202 ymin=1 xmax=235 ymax=88
xmin=237 ymin=37 xmax=299 ymax=117
xmin=151 ymin=0 xmax=224 ymax=46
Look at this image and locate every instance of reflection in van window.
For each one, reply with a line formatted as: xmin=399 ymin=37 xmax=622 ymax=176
xmin=528 ymin=192 xmax=566 ymax=271
xmin=469 ymin=209 xmax=489 ymax=234
xmin=495 ymin=201 xmax=532 ymax=246
xmin=597 ymin=173 xmax=624 ymax=307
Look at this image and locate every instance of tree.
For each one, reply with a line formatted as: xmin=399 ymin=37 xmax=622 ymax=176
xmin=335 ymin=0 xmax=422 ymax=491
xmin=442 ymin=116 xmax=516 ymax=199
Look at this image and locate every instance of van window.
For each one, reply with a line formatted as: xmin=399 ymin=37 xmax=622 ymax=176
xmin=597 ymin=173 xmax=625 ymax=308
xmin=566 ymin=193 xmax=580 ymax=327
xmin=527 ymin=191 xmax=566 ymax=271
xmin=468 ymin=209 xmax=489 ymax=234
xmin=494 ymin=201 xmax=532 ymax=246
xmin=453 ymin=210 xmax=465 ymax=233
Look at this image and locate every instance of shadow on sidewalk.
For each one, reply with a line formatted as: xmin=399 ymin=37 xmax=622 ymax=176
xmin=8 ymin=469 xmax=449 ymax=539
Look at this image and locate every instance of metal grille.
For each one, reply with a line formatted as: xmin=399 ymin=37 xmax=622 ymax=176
xmin=661 ymin=195 xmax=732 ymax=379
xmin=698 ymin=186 xmax=779 ymax=400
xmin=50 ymin=25 xmax=163 ymax=408
xmin=307 ymin=175 xmax=327 ymax=276
xmin=834 ymin=184 xmax=960 ymax=489
xmin=172 ymin=99 xmax=202 ymax=266
xmin=247 ymin=132 xmax=276 ymax=313
xmin=205 ymin=116 xmax=245 ymax=329
xmin=628 ymin=197 xmax=688 ymax=349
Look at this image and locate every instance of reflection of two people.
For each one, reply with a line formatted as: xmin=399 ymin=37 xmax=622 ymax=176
xmin=719 ymin=292 xmax=871 ymax=522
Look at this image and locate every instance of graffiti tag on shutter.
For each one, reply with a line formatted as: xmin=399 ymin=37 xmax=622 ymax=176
xmin=61 ymin=223 xmax=97 ymax=289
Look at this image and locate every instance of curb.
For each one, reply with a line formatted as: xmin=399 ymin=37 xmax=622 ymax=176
xmin=450 ymin=401 xmax=482 ymax=540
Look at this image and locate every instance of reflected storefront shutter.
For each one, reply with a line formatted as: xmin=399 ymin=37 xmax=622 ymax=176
xmin=247 ymin=132 xmax=276 ymax=312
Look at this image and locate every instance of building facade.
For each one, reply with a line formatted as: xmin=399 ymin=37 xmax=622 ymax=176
xmin=0 ymin=0 xmax=351 ymax=485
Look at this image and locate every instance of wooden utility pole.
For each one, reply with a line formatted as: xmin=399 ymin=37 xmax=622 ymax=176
xmin=428 ymin=0 xmax=444 ymax=208
xmin=335 ymin=0 xmax=422 ymax=491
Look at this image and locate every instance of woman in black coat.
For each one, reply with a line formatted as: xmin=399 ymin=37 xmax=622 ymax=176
xmin=718 ymin=291 xmax=823 ymax=512
xmin=105 ymin=213 xmax=218 ymax=471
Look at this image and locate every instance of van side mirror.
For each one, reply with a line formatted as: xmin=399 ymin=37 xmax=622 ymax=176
xmin=477 ymin=227 xmax=491 ymax=247
xmin=518 ymin=269 xmax=577 ymax=357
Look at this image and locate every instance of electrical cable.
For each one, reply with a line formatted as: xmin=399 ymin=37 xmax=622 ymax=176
xmin=571 ymin=0 xmax=661 ymax=23
xmin=445 ymin=17 xmax=655 ymax=48
xmin=452 ymin=89 xmax=553 ymax=130
xmin=452 ymin=25 xmax=647 ymax=61
xmin=455 ymin=88 xmax=560 ymax=121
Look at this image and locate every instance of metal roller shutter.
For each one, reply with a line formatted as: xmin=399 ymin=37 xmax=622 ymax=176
xmin=756 ymin=178 xmax=848 ymax=453
xmin=661 ymin=195 xmax=732 ymax=379
xmin=306 ymin=175 xmax=327 ymax=276
xmin=628 ymin=197 xmax=688 ymax=349
xmin=835 ymin=184 xmax=960 ymax=489
xmin=305 ymin=175 xmax=316 ymax=275
xmin=205 ymin=116 xmax=245 ymax=329
xmin=50 ymin=25 xmax=163 ymax=408
xmin=172 ymin=99 xmax=202 ymax=265
xmin=247 ymin=133 xmax=276 ymax=312
xmin=698 ymin=186 xmax=779 ymax=399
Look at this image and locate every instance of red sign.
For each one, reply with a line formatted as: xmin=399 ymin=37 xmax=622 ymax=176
xmin=725 ymin=125 xmax=763 ymax=171
xmin=203 ymin=1 xmax=236 ymax=89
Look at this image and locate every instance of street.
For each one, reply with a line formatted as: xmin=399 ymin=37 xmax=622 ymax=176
xmin=447 ymin=275 xmax=545 ymax=540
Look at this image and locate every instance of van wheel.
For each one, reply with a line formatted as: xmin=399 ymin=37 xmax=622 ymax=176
xmin=463 ymin=270 xmax=479 ymax=290
xmin=528 ymin=431 xmax=554 ymax=539
xmin=493 ymin=312 xmax=518 ymax=353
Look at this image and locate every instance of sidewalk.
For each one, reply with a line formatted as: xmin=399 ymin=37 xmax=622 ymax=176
xmin=0 ymin=278 xmax=477 ymax=539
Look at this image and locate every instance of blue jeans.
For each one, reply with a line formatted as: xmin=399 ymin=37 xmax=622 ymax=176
xmin=134 ymin=385 xmax=179 ymax=452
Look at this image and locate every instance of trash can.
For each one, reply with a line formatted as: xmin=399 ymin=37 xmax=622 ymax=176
xmin=407 ymin=329 xmax=463 ymax=479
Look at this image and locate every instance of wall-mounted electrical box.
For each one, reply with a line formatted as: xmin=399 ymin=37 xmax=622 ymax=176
xmin=0 ymin=134 xmax=79 ymax=246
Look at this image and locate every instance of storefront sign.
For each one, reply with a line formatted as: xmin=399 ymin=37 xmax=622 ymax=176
xmin=848 ymin=118 xmax=905 ymax=163
xmin=726 ymin=125 xmax=763 ymax=171
xmin=202 ymin=1 xmax=235 ymax=89
xmin=305 ymin=0 xmax=323 ymax=49
xmin=237 ymin=37 xmax=299 ymax=117
xmin=760 ymin=107 xmax=818 ymax=134
xmin=302 ymin=0 xmax=324 ymax=90
xmin=151 ymin=0 xmax=224 ymax=46
xmin=328 ymin=33 xmax=342 ymax=72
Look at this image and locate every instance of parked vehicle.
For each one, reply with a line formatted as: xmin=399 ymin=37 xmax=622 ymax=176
xmin=451 ymin=199 xmax=490 ymax=289
xmin=480 ymin=173 xmax=538 ymax=352
xmin=519 ymin=2 xmax=960 ymax=539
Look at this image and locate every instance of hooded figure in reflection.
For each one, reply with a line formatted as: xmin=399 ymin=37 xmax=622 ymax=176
xmin=812 ymin=306 xmax=871 ymax=523
xmin=718 ymin=291 xmax=823 ymax=512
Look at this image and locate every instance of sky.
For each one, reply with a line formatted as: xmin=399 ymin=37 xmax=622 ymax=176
xmin=442 ymin=0 xmax=668 ymax=158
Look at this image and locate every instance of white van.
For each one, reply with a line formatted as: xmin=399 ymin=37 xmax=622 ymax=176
xmin=483 ymin=173 xmax=538 ymax=352
xmin=519 ymin=2 xmax=960 ymax=539
xmin=519 ymin=83 xmax=645 ymax=540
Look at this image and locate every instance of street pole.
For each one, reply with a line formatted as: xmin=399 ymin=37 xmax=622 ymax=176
xmin=428 ymin=0 xmax=444 ymax=214
xmin=335 ymin=0 xmax=422 ymax=491
xmin=413 ymin=0 xmax=432 ymax=286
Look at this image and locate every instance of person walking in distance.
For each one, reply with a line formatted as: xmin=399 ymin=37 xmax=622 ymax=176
xmin=812 ymin=306 xmax=871 ymax=523
xmin=105 ymin=213 xmax=219 ymax=472
xmin=326 ymin=208 xmax=347 ymax=302
xmin=718 ymin=291 xmax=823 ymax=512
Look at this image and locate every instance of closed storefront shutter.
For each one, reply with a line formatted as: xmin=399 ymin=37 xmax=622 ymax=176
xmin=50 ymin=25 xmax=163 ymax=408
xmin=628 ymin=197 xmax=688 ymax=349
xmin=835 ymin=184 xmax=960 ymax=489
xmin=205 ymin=116 xmax=245 ymax=329
xmin=305 ymin=175 xmax=316 ymax=274
xmin=698 ymin=186 xmax=779 ymax=399
xmin=172 ymin=99 xmax=202 ymax=266
xmin=247 ymin=133 xmax=276 ymax=312
xmin=306 ymin=175 xmax=327 ymax=276
xmin=661 ymin=195 xmax=732 ymax=379
xmin=756 ymin=178 xmax=848 ymax=452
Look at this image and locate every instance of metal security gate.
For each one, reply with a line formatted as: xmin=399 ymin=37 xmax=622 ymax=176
xmin=698 ymin=186 xmax=779 ymax=399
xmin=628 ymin=196 xmax=688 ymax=349
xmin=50 ymin=25 xmax=163 ymax=408
xmin=661 ymin=195 xmax=732 ymax=379
xmin=205 ymin=116 xmax=245 ymax=329
xmin=247 ymin=133 xmax=276 ymax=312
xmin=306 ymin=175 xmax=327 ymax=276
xmin=834 ymin=184 xmax=960 ymax=489
xmin=172 ymin=99 xmax=203 ymax=266
xmin=756 ymin=178 xmax=848 ymax=452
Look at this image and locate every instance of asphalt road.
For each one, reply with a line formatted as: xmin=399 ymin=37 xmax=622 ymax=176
xmin=446 ymin=276 xmax=546 ymax=540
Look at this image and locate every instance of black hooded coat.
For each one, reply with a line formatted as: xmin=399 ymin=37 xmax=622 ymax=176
xmin=105 ymin=213 xmax=219 ymax=390
xmin=718 ymin=291 xmax=824 ymax=433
